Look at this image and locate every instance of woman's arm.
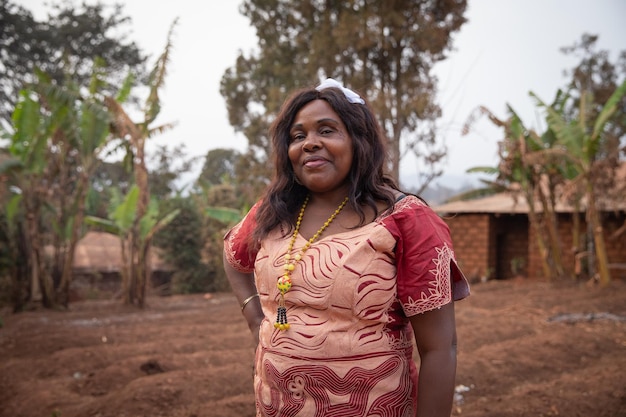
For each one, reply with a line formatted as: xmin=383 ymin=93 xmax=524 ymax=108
xmin=410 ymin=301 xmax=457 ymax=417
xmin=223 ymin=252 xmax=264 ymax=345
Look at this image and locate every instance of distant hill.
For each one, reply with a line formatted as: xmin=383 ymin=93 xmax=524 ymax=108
xmin=400 ymin=173 xmax=487 ymax=205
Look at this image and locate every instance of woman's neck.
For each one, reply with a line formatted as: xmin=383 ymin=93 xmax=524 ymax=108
xmin=306 ymin=187 xmax=351 ymax=210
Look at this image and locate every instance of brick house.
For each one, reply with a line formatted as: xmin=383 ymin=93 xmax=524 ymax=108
xmin=434 ymin=193 xmax=626 ymax=282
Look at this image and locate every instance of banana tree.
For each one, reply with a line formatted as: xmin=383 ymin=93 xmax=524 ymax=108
xmin=86 ymin=185 xmax=179 ymax=306
xmin=2 ymin=60 xmax=123 ymax=308
xmin=2 ymin=62 xmax=157 ymax=309
xmin=463 ymin=104 xmax=567 ymax=280
xmin=530 ymin=78 xmax=626 ymax=286
xmin=0 ymin=190 xmax=28 ymax=311
xmin=103 ymin=19 xmax=178 ymax=306
xmin=43 ymin=64 xmax=116 ymax=306
xmin=204 ymin=207 xmax=244 ymax=225
xmin=3 ymin=102 xmax=39 ymax=307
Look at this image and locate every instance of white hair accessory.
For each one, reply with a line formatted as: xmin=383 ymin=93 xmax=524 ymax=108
xmin=316 ymin=78 xmax=365 ymax=104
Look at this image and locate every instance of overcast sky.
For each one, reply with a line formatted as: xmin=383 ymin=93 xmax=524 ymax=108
xmin=20 ymin=0 xmax=626 ymax=189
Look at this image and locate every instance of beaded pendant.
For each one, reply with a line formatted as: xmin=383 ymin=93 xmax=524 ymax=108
xmin=275 ymin=195 xmax=349 ymax=331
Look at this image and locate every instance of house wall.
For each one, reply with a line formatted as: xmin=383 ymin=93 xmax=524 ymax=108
xmin=444 ymin=213 xmax=530 ymax=282
xmin=443 ymin=210 xmax=625 ymax=282
xmin=605 ymin=213 xmax=626 ymax=270
xmin=444 ymin=214 xmax=492 ymax=283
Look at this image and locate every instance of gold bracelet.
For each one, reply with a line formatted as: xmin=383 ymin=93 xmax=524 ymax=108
xmin=241 ymin=293 xmax=259 ymax=312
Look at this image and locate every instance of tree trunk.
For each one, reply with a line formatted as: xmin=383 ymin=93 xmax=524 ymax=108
xmin=132 ymin=134 xmax=150 ymax=307
xmin=120 ymin=237 xmax=131 ymax=304
xmin=26 ymin=210 xmax=55 ymax=308
xmin=128 ymin=231 xmax=140 ymax=305
xmin=136 ymin=246 xmax=147 ymax=308
xmin=586 ymin=183 xmax=611 ymax=286
xmin=22 ymin=179 xmax=56 ymax=307
xmin=537 ymin=185 xmax=565 ymax=278
xmin=572 ymin=203 xmax=584 ymax=279
xmin=58 ymin=172 xmax=90 ymax=307
xmin=525 ymin=192 xmax=554 ymax=280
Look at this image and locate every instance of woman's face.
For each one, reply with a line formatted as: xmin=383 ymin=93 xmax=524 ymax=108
xmin=288 ymin=99 xmax=353 ymax=195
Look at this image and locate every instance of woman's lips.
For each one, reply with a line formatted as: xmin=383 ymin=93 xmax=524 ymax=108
xmin=303 ymin=157 xmax=327 ymax=168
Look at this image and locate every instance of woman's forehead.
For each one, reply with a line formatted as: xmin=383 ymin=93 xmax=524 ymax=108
xmin=292 ymin=100 xmax=342 ymax=125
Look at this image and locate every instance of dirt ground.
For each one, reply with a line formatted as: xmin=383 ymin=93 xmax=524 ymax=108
xmin=1 ymin=278 xmax=624 ymax=417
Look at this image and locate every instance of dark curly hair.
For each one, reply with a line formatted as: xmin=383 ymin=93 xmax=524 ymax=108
xmin=252 ymin=82 xmax=402 ymax=245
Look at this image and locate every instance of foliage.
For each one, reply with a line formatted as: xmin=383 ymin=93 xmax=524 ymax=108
xmin=0 ymin=0 xmax=147 ymax=309
xmin=196 ymin=148 xmax=242 ymax=188
xmin=530 ymin=78 xmax=626 ymax=286
xmin=561 ymin=34 xmax=626 ymax=135
xmin=0 ymin=66 xmax=115 ymax=308
xmin=0 ymin=2 xmax=187 ymax=309
xmin=559 ymin=34 xmax=626 ymax=196
xmin=85 ymin=184 xmax=180 ymax=298
xmin=86 ymin=160 xmax=133 ymax=218
xmin=197 ymin=183 xmax=244 ymax=292
xmin=142 ymin=144 xmax=232 ymax=294
xmin=153 ymin=197 xmax=212 ymax=294
xmin=463 ymin=102 xmax=567 ymax=280
xmin=0 ymin=204 xmax=28 ymax=310
xmin=221 ymin=0 xmax=468 ymax=199
xmin=86 ymin=186 xmax=180 ymax=252
xmin=204 ymin=207 xmax=244 ymax=225
xmin=0 ymin=0 xmax=146 ymax=127
xmin=153 ymin=179 xmax=245 ymax=295
xmin=148 ymin=144 xmax=199 ymax=198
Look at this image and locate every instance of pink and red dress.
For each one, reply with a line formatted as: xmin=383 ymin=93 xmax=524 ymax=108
xmin=225 ymin=195 xmax=469 ymax=417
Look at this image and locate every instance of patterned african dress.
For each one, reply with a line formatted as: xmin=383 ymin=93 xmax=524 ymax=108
xmin=224 ymin=195 xmax=470 ymax=417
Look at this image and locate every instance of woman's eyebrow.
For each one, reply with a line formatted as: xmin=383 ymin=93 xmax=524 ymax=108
xmin=291 ymin=118 xmax=340 ymax=129
xmin=317 ymin=117 xmax=340 ymax=125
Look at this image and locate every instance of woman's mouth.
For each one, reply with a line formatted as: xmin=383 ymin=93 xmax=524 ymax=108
xmin=303 ymin=157 xmax=327 ymax=168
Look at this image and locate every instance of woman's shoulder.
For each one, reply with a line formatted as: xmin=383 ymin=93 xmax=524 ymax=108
xmin=378 ymin=194 xmax=447 ymax=235
xmin=390 ymin=194 xmax=431 ymax=215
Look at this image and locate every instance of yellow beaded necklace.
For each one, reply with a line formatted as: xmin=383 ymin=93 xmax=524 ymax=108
xmin=275 ymin=195 xmax=349 ymax=330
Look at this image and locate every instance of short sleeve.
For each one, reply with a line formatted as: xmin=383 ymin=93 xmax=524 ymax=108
xmin=383 ymin=197 xmax=469 ymax=316
xmin=223 ymin=202 xmax=261 ymax=273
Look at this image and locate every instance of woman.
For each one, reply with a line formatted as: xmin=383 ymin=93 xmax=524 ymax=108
xmin=223 ymin=78 xmax=469 ymax=417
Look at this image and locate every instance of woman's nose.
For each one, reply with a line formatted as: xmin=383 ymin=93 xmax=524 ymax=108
xmin=302 ymin=134 xmax=321 ymax=151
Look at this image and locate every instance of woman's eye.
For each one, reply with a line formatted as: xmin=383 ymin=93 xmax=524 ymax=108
xmin=291 ymin=133 xmax=305 ymax=142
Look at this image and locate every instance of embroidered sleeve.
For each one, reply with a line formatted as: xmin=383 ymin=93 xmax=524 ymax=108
xmin=223 ymin=202 xmax=261 ymax=273
xmin=385 ymin=197 xmax=469 ymax=316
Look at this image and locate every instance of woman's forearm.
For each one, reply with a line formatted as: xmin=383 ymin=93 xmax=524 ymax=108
xmin=223 ymin=253 xmax=264 ymax=344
